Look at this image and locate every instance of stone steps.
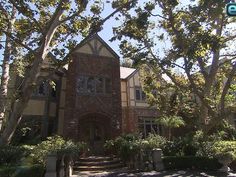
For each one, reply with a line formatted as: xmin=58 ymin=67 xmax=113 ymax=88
xmin=73 ymin=156 xmax=125 ymax=174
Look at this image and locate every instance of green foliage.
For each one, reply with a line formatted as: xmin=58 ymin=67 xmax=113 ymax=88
xmin=212 ymin=120 xmax=236 ymax=140
xmin=161 ymin=139 xmax=184 ymax=156
xmin=156 ymin=115 xmax=185 ymax=128
xmin=104 ymin=133 xmax=166 ymax=162
xmin=11 ymin=119 xmax=42 ymax=145
xmin=24 ymin=136 xmax=87 ymax=165
xmin=0 ymin=145 xmax=30 ymax=165
xmin=114 ymin=0 xmax=236 ymax=132
xmin=0 ymin=164 xmax=44 ymax=177
xmin=163 ymin=156 xmax=221 ymax=170
xmin=212 ymin=141 xmax=236 ymax=160
xmin=143 ymin=134 xmax=166 ymax=150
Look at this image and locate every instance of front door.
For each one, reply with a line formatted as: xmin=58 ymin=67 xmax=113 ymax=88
xmin=89 ymin=122 xmax=104 ymax=154
xmin=79 ymin=116 xmax=110 ymax=155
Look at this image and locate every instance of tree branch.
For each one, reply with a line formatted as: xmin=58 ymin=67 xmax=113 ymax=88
xmin=2 ymin=30 xmax=35 ymax=53
xmin=8 ymin=0 xmax=43 ymax=32
xmin=220 ymin=61 xmax=236 ymax=113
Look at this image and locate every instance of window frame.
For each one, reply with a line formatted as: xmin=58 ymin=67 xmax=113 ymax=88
xmin=76 ymin=75 xmax=112 ymax=95
xmin=138 ymin=117 xmax=161 ymax=138
xmin=135 ymin=87 xmax=146 ymax=101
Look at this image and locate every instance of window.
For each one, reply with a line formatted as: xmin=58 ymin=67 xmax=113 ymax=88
xmin=77 ymin=76 xmax=111 ymax=95
xmin=33 ymin=80 xmax=48 ymax=97
xmin=51 ymin=81 xmax=57 ymax=98
xmin=77 ymin=76 xmax=86 ymax=92
xmin=105 ymin=78 xmax=112 ymax=93
xmin=135 ymin=87 xmax=146 ymax=101
xmin=96 ymin=78 xmax=104 ymax=93
xmin=51 ymin=87 xmax=57 ymax=98
xmin=38 ymin=81 xmax=47 ymax=96
xmin=138 ymin=117 xmax=161 ymax=138
xmin=87 ymin=77 xmax=95 ymax=93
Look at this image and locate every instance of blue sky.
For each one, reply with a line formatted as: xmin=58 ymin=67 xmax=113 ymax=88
xmin=0 ymin=0 xmax=225 ymax=65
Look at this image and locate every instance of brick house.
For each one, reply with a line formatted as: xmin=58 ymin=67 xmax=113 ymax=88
xmin=6 ymin=34 xmax=236 ymax=151
xmin=6 ymin=34 xmax=160 ymax=151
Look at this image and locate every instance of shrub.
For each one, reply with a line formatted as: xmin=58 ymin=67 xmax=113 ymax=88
xmin=161 ymin=138 xmax=184 ymax=156
xmin=25 ymin=136 xmax=87 ymax=165
xmin=0 ymin=165 xmax=45 ymax=177
xmin=143 ymin=134 xmax=166 ymax=151
xmin=163 ymin=156 xmax=222 ymax=170
xmin=104 ymin=134 xmax=167 ymax=163
xmin=212 ymin=141 xmax=236 ymax=160
xmin=0 ymin=145 xmax=30 ymax=165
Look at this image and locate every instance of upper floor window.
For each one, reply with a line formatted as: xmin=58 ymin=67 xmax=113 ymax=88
xmin=33 ymin=80 xmax=58 ymax=98
xmin=33 ymin=80 xmax=48 ymax=97
xmin=50 ymin=81 xmax=58 ymax=98
xmin=87 ymin=77 xmax=95 ymax=93
xmin=77 ymin=76 xmax=111 ymax=94
xmin=105 ymin=78 xmax=112 ymax=93
xmin=135 ymin=87 xmax=146 ymax=101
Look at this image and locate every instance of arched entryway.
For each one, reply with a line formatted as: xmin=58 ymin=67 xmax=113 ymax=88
xmin=78 ymin=113 xmax=111 ymax=154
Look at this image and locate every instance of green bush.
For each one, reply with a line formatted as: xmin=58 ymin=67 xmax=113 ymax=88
xmin=143 ymin=134 xmax=166 ymax=151
xmin=161 ymin=138 xmax=184 ymax=156
xmin=212 ymin=141 xmax=236 ymax=160
xmin=0 ymin=145 xmax=30 ymax=165
xmin=25 ymin=136 xmax=87 ymax=165
xmin=104 ymin=134 xmax=166 ymax=163
xmin=163 ymin=156 xmax=222 ymax=170
xmin=0 ymin=165 xmax=45 ymax=177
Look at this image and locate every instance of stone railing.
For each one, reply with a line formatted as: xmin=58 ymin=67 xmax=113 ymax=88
xmin=44 ymin=154 xmax=73 ymax=177
xmin=127 ymin=148 xmax=164 ymax=171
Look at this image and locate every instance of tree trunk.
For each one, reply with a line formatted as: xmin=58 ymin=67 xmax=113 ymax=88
xmin=0 ymin=6 xmax=16 ymax=131
xmin=0 ymin=6 xmax=64 ymax=145
xmin=168 ymin=127 xmax=171 ymax=140
xmin=0 ymin=99 xmax=27 ymax=144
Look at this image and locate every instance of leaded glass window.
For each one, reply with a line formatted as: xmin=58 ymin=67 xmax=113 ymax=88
xmin=87 ymin=77 xmax=95 ymax=93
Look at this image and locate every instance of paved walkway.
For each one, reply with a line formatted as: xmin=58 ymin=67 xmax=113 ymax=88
xmin=73 ymin=169 xmax=236 ymax=177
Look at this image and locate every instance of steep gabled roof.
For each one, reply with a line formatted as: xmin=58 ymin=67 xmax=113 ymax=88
xmin=120 ymin=66 xmax=137 ymax=79
xmin=73 ymin=33 xmax=120 ymax=59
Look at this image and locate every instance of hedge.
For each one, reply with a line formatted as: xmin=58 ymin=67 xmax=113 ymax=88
xmin=0 ymin=164 xmax=45 ymax=177
xmin=163 ymin=156 xmax=222 ymax=170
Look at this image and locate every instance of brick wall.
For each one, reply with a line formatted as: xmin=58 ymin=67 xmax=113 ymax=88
xmin=63 ymin=53 xmax=122 ymax=141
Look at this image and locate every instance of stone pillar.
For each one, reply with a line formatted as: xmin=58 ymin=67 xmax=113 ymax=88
xmin=45 ymin=154 xmax=57 ymax=177
xmin=59 ymin=156 xmax=65 ymax=177
xmin=152 ymin=148 xmax=164 ymax=171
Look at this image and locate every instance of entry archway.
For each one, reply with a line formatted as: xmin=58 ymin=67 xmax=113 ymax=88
xmin=78 ymin=113 xmax=111 ymax=154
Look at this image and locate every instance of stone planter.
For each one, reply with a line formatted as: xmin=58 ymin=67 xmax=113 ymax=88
xmin=45 ymin=153 xmax=57 ymax=177
xmin=218 ymin=154 xmax=233 ymax=173
xmin=152 ymin=148 xmax=164 ymax=171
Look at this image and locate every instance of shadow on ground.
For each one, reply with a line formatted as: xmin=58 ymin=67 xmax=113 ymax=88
xmin=75 ymin=170 xmax=236 ymax=177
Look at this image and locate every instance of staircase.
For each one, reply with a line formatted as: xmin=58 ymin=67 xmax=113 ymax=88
xmin=72 ymin=156 xmax=125 ymax=176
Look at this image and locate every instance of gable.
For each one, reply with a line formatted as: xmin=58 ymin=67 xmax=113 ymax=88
xmin=74 ymin=34 xmax=119 ymax=58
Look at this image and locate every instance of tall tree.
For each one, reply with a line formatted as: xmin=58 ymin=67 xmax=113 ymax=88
xmin=112 ymin=0 xmax=236 ymax=132
xmin=0 ymin=4 xmax=16 ymax=131
xmin=0 ymin=0 xmax=138 ymax=145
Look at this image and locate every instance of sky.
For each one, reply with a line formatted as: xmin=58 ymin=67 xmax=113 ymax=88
xmin=0 ymin=0 xmax=230 ymax=66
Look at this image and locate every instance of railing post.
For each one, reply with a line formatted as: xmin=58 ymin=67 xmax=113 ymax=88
xmin=152 ymin=148 xmax=164 ymax=171
xmin=45 ymin=153 xmax=57 ymax=177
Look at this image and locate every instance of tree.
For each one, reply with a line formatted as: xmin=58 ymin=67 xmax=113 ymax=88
xmin=112 ymin=0 xmax=236 ymax=132
xmin=156 ymin=115 xmax=185 ymax=140
xmin=0 ymin=0 xmax=138 ymax=145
